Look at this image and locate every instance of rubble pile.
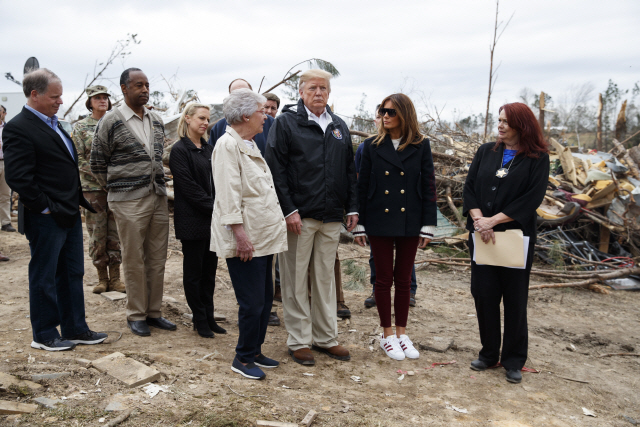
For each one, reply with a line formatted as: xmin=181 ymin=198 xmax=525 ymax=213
xmin=424 ymin=123 xmax=640 ymax=292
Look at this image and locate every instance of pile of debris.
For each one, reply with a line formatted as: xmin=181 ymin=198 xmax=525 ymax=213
xmin=420 ymin=122 xmax=640 ymax=292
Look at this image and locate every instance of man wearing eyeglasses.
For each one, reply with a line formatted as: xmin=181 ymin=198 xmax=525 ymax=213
xmin=266 ymin=69 xmax=358 ymax=366
xmin=208 ymin=78 xmax=275 ymax=157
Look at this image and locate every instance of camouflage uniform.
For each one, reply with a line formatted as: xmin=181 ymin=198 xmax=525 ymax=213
xmin=72 ymin=116 xmax=121 ymax=268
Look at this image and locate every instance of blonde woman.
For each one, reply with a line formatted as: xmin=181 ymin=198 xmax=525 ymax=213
xmin=169 ymin=103 xmax=226 ymax=339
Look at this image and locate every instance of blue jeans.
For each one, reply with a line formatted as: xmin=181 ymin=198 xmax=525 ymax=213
xmin=226 ymin=255 xmax=273 ymax=364
xmin=24 ymin=211 xmax=89 ymax=342
xmin=369 ymin=248 xmax=417 ymax=294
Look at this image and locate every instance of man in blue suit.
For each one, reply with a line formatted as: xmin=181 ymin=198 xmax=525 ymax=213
xmin=209 ymin=78 xmax=274 ymax=156
xmin=3 ymin=68 xmax=107 ymax=351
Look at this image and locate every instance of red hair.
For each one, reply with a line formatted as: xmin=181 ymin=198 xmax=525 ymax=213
xmin=495 ymin=102 xmax=548 ymax=158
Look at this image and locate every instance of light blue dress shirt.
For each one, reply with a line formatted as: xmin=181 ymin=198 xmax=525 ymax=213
xmin=25 ymin=104 xmax=75 ymax=160
xmin=24 ymin=105 xmax=76 ymax=213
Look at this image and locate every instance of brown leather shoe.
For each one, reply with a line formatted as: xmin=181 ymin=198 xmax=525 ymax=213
xmin=288 ymin=348 xmax=315 ymax=365
xmin=311 ymin=344 xmax=350 ymax=361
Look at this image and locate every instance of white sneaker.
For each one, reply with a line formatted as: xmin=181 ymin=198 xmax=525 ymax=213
xmin=380 ymin=334 xmax=405 ymax=361
xmin=398 ymin=334 xmax=420 ymax=359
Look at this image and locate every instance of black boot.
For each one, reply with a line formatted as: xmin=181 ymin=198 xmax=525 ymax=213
xmin=207 ymin=318 xmax=227 ymax=334
xmin=193 ymin=320 xmax=214 ymax=338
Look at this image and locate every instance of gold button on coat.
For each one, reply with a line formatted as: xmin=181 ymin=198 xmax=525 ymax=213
xmin=385 ymin=209 xmax=389 ymax=213
xmin=401 ymin=208 xmax=405 ymax=212
xmin=400 ymin=189 xmax=405 ymax=194
xmin=400 ymin=172 xmax=405 ymax=176
xmin=385 ymin=190 xmax=389 ymax=194
xmin=385 ymin=171 xmax=389 ymax=175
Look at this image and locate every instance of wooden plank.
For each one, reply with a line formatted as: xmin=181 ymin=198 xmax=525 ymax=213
xmin=591 ymin=182 xmax=617 ymax=201
xmin=256 ymin=421 xmax=298 ymax=427
xmin=91 ymin=352 xmax=161 ymax=388
xmin=0 ymin=372 xmax=43 ymax=391
xmin=0 ymin=400 xmax=38 ymax=414
xmin=301 ymin=409 xmax=318 ymax=427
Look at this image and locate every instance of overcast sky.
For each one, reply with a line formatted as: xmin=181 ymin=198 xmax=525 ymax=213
xmin=2 ymin=0 xmax=639 ymax=128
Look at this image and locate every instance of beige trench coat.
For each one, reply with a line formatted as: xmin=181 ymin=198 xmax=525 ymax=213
xmin=209 ymin=127 xmax=287 ymax=259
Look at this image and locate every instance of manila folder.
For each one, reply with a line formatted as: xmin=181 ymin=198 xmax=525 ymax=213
xmin=474 ymin=229 xmax=525 ymax=268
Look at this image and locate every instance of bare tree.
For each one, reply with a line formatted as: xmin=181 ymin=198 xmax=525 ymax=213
xmin=483 ymin=0 xmax=514 ymax=139
xmin=63 ymin=34 xmax=141 ymax=118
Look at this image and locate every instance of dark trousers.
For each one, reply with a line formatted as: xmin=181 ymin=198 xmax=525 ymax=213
xmin=469 ymin=236 xmax=534 ymax=371
xmin=25 ymin=211 xmax=89 ymax=342
xmin=227 ymin=255 xmax=274 ymax=364
xmin=369 ymin=248 xmax=417 ymax=294
xmin=181 ymin=239 xmax=217 ymax=323
xmin=369 ymin=236 xmax=419 ymax=328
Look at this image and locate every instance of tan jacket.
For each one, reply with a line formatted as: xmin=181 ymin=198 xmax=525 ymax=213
xmin=210 ymin=127 xmax=287 ymax=259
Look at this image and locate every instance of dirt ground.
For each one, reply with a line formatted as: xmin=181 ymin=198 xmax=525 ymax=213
xmin=0 ymin=217 xmax=639 ymax=427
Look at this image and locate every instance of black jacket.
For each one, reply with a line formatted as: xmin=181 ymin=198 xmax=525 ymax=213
xmin=357 ymin=136 xmax=437 ymax=236
xmin=463 ymin=142 xmax=549 ymax=237
xmin=169 ymin=136 xmax=214 ymax=241
xmin=265 ymin=99 xmax=358 ymax=223
xmin=3 ymin=107 xmax=94 ymax=232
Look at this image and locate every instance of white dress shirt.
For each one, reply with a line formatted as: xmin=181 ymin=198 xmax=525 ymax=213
xmin=304 ymin=105 xmax=332 ymax=133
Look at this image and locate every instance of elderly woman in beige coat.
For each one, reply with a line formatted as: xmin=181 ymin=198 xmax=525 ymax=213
xmin=210 ymin=88 xmax=287 ymax=381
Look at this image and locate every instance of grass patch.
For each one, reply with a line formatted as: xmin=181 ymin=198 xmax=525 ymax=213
xmin=342 ymin=259 xmax=367 ymax=291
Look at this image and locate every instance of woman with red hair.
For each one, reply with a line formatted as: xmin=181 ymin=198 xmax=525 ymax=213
xmin=463 ymin=102 xmax=549 ymax=383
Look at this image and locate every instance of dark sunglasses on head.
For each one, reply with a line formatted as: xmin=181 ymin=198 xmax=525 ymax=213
xmin=379 ymin=108 xmax=397 ymax=118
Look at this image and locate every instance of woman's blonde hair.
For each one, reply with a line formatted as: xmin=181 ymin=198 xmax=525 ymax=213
xmin=178 ymin=103 xmax=211 ymax=142
xmin=373 ymin=93 xmax=424 ymax=151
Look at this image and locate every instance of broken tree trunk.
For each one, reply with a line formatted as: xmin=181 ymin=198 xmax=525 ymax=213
xmin=612 ymin=138 xmax=640 ymax=179
xmin=446 ymin=186 xmax=464 ymax=227
xmin=538 ymin=91 xmax=545 ymax=134
xmin=596 ymin=93 xmax=603 ymax=152
xmin=615 ymin=100 xmax=627 ymax=142
xmin=529 ymin=267 xmax=640 ymax=289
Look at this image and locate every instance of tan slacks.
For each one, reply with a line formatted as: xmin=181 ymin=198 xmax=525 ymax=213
xmin=0 ymin=161 xmax=12 ymax=226
xmin=281 ymin=218 xmax=341 ymax=350
xmin=110 ymin=193 xmax=169 ymax=321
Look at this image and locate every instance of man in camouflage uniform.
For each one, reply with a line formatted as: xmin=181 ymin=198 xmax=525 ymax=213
xmin=72 ymin=85 xmax=123 ymax=294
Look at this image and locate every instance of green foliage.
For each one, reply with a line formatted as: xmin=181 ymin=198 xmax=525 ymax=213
xmin=342 ymin=259 xmax=367 ymax=290
xmin=281 ymin=58 xmax=340 ymax=101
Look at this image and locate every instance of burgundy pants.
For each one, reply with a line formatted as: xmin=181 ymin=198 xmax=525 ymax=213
xmin=369 ymin=236 xmax=420 ymax=328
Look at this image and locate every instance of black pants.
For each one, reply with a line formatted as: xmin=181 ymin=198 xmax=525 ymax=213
xmin=469 ymin=235 xmax=535 ymax=371
xmin=227 ymin=255 xmax=273 ymax=363
xmin=181 ymin=239 xmax=217 ymax=323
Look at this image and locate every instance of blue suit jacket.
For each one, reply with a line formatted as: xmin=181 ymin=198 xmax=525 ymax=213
xmin=209 ymin=115 xmax=274 ymax=157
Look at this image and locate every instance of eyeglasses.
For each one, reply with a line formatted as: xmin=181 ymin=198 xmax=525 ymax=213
xmin=254 ymin=109 xmax=266 ymax=116
xmin=378 ymin=108 xmax=397 ymax=118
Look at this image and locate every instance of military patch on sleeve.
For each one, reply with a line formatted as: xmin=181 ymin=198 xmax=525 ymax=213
xmin=332 ymin=129 xmax=343 ymax=140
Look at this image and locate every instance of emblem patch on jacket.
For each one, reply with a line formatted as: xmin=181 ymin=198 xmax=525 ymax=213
xmin=332 ymin=129 xmax=343 ymax=140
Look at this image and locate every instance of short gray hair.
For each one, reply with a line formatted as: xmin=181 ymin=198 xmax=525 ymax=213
xmin=223 ymin=88 xmax=266 ymax=125
xmin=23 ymin=68 xmax=60 ymax=98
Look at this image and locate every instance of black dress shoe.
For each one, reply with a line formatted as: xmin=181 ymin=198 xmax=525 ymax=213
xmin=128 ymin=320 xmax=151 ymax=337
xmin=207 ymin=318 xmax=227 ymax=334
xmin=146 ymin=317 xmax=177 ymax=331
xmin=1 ymin=224 xmax=16 ymax=232
xmin=193 ymin=320 xmax=214 ymax=338
xmin=470 ymin=359 xmax=494 ymax=371
xmin=506 ymin=369 xmax=522 ymax=383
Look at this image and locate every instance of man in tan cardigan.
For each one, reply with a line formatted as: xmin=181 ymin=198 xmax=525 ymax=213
xmin=91 ymin=68 xmax=175 ymax=337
